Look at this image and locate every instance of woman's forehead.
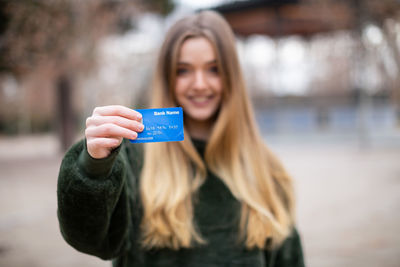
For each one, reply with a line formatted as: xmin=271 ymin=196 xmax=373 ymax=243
xmin=178 ymin=37 xmax=217 ymax=63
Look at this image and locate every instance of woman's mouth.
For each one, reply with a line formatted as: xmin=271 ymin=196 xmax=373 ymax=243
xmin=188 ymin=95 xmax=214 ymax=106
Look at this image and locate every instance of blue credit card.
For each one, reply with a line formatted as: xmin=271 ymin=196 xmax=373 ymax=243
xmin=129 ymin=107 xmax=184 ymax=143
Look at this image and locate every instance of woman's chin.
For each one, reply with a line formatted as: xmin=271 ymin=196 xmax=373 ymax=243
xmin=184 ymin=110 xmax=216 ymax=123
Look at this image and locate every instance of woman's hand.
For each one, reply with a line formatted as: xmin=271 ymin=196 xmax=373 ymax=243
xmin=85 ymin=105 xmax=144 ymax=159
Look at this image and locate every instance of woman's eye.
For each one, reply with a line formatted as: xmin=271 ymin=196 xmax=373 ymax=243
xmin=177 ymin=68 xmax=188 ymax=75
xmin=209 ymin=66 xmax=219 ymax=74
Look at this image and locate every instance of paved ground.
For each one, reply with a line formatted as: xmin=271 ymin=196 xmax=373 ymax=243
xmin=0 ymin=134 xmax=399 ymax=267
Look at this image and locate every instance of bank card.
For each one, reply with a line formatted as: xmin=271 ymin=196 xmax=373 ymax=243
xmin=129 ymin=107 xmax=184 ymax=143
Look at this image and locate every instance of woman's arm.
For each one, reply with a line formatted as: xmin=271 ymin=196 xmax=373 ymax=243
xmin=57 ymin=105 xmax=144 ymax=259
xmin=57 ymin=139 xmax=136 ymax=260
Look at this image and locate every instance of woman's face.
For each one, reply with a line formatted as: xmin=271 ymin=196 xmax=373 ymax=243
xmin=174 ymin=37 xmax=223 ymax=125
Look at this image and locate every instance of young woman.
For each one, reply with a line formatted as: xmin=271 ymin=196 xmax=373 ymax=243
xmin=57 ymin=11 xmax=305 ymax=267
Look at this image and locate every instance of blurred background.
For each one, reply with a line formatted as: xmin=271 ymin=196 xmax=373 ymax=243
xmin=0 ymin=0 xmax=399 ymax=266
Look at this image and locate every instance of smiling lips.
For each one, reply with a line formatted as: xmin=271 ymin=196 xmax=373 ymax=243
xmin=187 ymin=95 xmax=215 ymax=106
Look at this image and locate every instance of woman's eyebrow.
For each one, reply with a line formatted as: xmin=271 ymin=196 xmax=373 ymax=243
xmin=177 ymin=59 xmax=217 ymax=65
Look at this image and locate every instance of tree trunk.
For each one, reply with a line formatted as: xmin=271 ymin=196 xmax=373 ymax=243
xmin=56 ymin=73 xmax=75 ymax=151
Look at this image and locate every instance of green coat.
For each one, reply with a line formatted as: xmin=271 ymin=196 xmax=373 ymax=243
xmin=57 ymin=139 xmax=305 ymax=267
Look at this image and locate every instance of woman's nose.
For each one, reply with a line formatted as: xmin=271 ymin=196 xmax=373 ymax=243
xmin=193 ymin=71 xmax=207 ymax=90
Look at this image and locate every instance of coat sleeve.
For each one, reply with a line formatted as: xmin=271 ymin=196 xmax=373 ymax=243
xmin=267 ymin=227 xmax=306 ymax=267
xmin=57 ymin=139 xmax=139 ymax=260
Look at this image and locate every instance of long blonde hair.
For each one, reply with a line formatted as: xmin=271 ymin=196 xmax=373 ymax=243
xmin=140 ymin=10 xmax=295 ymax=250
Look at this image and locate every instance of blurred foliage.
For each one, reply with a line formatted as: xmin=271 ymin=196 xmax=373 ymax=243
xmin=0 ymin=0 xmax=134 ymax=75
xmin=0 ymin=0 xmax=174 ymax=75
xmin=144 ymin=0 xmax=175 ymax=16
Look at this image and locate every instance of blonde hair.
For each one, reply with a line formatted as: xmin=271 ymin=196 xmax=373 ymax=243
xmin=140 ymin=10 xmax=295 ymax=250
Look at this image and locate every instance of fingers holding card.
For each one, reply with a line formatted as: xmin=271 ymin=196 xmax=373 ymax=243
xmin=85 ymin=105 xmax=145 ymax=159
xmin=130 ymin=107 xmax=184 ymax=143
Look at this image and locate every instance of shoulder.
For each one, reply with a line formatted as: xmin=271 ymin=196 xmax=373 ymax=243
xmin=274 ymin=227 xmax=305 ymax=267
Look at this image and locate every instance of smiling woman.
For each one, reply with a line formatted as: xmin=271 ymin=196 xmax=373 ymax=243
xmin=175 ymin=37 xmax=223 ymax=140
xmin=57 ymin=10 xmax=305 ymax=267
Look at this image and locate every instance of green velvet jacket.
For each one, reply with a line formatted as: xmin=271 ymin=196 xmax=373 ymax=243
xmin=57 ymin=139 xmax=305 ymax=267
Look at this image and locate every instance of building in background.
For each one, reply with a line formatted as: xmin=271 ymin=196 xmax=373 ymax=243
xmin=0 ymin=0 xmax=399 ymax=149
xmin=213 ymin=0 xmax=400 ymax=146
